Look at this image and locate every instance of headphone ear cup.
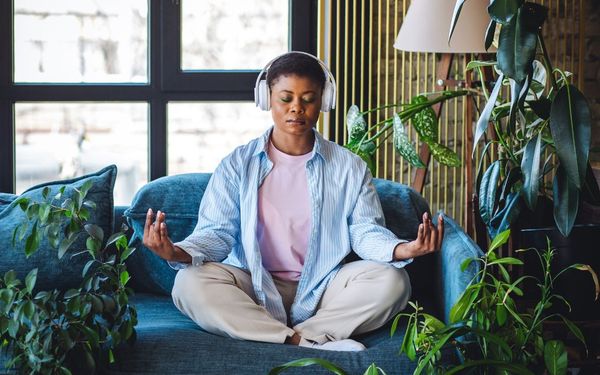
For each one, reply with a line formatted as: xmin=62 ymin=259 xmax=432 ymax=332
xmin=320 ymin=82 xmax=334 ymax=112
xmin=256 ymin=80 xmax=270 ymax=111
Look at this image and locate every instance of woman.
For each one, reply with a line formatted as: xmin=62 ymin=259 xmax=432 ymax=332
xmin=143 ymin=52 xmax=443 ymax=351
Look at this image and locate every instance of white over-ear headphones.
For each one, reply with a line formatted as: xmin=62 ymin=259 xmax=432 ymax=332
xmin=254 ymin=51 xmax=337 ymax=112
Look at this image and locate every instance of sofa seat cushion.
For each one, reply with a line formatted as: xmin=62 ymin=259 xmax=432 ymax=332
xmin=0 ymin=165 xmax=117 ymax=291
xmin=107 ymin=293 xmax=458 ymax=375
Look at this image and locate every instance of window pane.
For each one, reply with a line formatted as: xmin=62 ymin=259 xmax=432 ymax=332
xmin=168 ymin=102 xmax=272 ymax=174
xmin=181 ymin=0 xmax=288 ymax=70
xmin=15 ymin=102 xmax=148 ymax=206
xmin=14 ymin=0 xmax=148 ymax=83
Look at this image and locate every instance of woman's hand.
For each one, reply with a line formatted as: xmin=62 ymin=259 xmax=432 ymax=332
xmin=143 ymin=208 xmax=190 ymax=263
xmin=393 ymin=212 xmax=444 ymax=261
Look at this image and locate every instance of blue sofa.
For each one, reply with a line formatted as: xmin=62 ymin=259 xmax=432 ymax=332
xmin=0 ymin=166 xmax=482 ymax=374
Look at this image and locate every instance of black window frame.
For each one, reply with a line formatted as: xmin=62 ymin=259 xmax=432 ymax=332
xmin=0 ymin=0 xmax=318 ymax=193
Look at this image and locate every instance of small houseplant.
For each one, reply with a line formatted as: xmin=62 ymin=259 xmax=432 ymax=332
xmin=344 ymin=90 xmax=469 ymax=175
xmin=1 ymin=181 xmax=137 ymax=374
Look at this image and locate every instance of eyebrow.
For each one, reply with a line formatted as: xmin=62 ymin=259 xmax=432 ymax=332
xmin=279 ymin=90 xmax=317 ymax=95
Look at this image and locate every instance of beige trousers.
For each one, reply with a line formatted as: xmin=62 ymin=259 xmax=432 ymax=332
xmin=171 ymin=260 xmax=411 ymax=344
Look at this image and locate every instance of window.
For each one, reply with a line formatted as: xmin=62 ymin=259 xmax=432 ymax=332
xmin=0 ymin=0 xmax=318 ymax=205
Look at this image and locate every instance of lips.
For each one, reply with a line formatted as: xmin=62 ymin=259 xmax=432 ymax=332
xmin=287 ymin=119 xmax=306 ymax=125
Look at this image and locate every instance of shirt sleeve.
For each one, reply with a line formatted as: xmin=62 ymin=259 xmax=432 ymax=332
xmin=348 ymin=167 xmax=413 ymax=268
xmin=169 ymin=158 xmax=241 ymax=269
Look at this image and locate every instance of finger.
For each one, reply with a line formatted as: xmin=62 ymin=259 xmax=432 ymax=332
xmin=422 ymin=213 xmax=431 ymax=241
xmin=144 ymin=208 xmax=154 ymax=233
xmin=417 ymin=223 xmax=424 ymax=243
xmin=160 ymin=222 xmax=171 ymax=244
xmin=436 ymin=215 xmax=444 ymax=249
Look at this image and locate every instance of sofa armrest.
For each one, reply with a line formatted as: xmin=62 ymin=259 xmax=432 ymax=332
xmin=439 ymin=213 xmax=484 ymax=323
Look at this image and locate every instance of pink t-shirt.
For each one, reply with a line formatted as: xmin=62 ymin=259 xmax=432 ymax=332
xmin=257 ymin=142 xmax=312 ymax=281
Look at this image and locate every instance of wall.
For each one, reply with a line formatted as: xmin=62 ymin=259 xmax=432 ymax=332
xmin=585 ymin=0 xmax=600 ymax=163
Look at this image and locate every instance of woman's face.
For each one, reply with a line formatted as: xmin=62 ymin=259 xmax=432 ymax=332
xmin=269 ymin=74 xmax=322 ymax=139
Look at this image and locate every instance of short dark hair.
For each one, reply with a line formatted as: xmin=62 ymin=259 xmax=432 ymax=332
xmin=266 ymin=52 xmax=326 ymax=91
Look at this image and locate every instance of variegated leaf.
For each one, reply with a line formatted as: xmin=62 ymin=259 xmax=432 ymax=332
xmin=347 ymin=105 xmax=367 ymax=143
xmin=429 ymin=142 xmax=461 ymax=167
xmin=411 ymin=95 xmax=438 ymax=143
xmin=393 ymin=114 xmax=425 ymax=168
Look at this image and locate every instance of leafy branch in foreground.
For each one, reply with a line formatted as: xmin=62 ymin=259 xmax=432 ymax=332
xmin=397 ymin=229 xmax=599 ymax=375
xmin=1 ymin=181 xmax=137 ymax=374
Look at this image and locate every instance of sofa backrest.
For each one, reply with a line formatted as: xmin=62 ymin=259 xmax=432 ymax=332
xmin=120 ymin=173 xmax=443 ymax=316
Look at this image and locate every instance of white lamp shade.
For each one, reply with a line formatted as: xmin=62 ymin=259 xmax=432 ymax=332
xmin=394 ymin=0 xmax=495 ymax=53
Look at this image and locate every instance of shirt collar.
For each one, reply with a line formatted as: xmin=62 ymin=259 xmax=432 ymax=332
xmin=253 ymin=126 xmax=326 ymax=161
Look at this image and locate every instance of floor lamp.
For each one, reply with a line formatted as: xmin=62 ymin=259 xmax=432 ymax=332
xmin=393 ymin=0 xmax=494 ymax=238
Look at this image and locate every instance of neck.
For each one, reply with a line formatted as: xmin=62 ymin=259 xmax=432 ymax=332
xmin=270 ymin=129 xmax=315 ymax=156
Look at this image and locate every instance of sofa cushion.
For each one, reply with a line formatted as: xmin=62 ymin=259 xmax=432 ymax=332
xmin=124 ymin=174 xmax=210 ymax=295
xmin=0 ymin=165 xmax=117 ymax=291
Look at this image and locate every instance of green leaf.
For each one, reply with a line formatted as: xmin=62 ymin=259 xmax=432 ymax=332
xmin=521 ymin=132 xmax=542 ymax=210
xmin=108 ymin=349 xmax=115 ymax=364
xmin=79 ymin=179 xmax=94 ymax=199
xmin=84 ymin=224 xmax=104 ymax=241
xmin=24 ymin=224 xmax=41 ymax=258
xmin=485 ymin=20 xmax=497 ymax=50
xmin=497 ymin=7 xmax=538 ymax=83
xmin=560 ymin=316 xmax=587 ymax=349
xmin=429 ymin=142 xmax=461 ymax=167
xmin=411 ymin=95 xmax=438 ymax=143
xmin=347 ymin=105 xmax=367 ymax=143
xmin=7 ymin=319 xmax=19 ymax=338
xmin=489 ymin=229 xmax=511 ymax=252
xmin=23 ymin=300 xmax=35 ymax=320
xmin=25 ymin=268 xmax=38 ymax=294
xmin=392 ymin=114 xmax=425 ymax=168
xmin=86 ymin=237 xmax=102 ymax=256
xmin=269 ymin=358 xmax=348 ymax=375
xmin=448 ymin=0 xmax=468 ymax=44
xmin=488 ymin=0 xmax=524 ymax=24
xmin=446 ymin=360 xmax=534 ymax=375
xmin=544 ymin=340 xmax=567 ymax=375
xmin=489 ymin=192 xmax=521 ymax=239
xmin=58 ymin=236 xmax=77 ymax=259
xmin=474 ymin=73 xmax=504 ymax=151
xmin=460 ymin=257 xmax=474 ymax=272
xmin=414 ymin=328 xmax=460 ymax=375
xmin=479 ymin=161 xmax=501 ymax=225
xmin=465 ymin=60 xmax=497 ymax=71
xmin=553 ymin=164 xmax=579 ymax=237
xmin=549 ymin=84 xmax=592 ymax=189
xmin=528 ymin=97 xmax=552 ymax=119
xmin=496 ymin=304 xmax=507 ymax=326
xmin=120 ymin=245 xmax=136 ymax=262
xmin=63 ymin=289 xmax=79 ymax=299
xmin=120 ymin=270 xmax=131 ymax=286
xmin=488 ymin=257 xmax=523 ymax=266
xmin=12 ymin=222 xmax=28 ymax=247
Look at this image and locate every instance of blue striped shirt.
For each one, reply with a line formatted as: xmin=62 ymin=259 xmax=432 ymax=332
xmin=173 ymin=127 xmax=411 ymax=326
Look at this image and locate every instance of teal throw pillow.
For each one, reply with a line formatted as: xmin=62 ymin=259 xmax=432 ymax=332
xmin=0 ymin=165 xmax=117 ymax=291
xmin=124 ymin=173 xmax=211 ymax=296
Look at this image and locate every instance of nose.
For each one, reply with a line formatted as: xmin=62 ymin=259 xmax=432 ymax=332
xmin=290 ymin=98 xmax=305 ymax=113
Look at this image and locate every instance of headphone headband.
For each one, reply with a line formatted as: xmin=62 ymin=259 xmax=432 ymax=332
xmin=254 ymin=51 xmax=336 ymax=112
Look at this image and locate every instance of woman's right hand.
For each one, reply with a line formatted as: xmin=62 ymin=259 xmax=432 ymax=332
xmin=143 ymin=208 xmax=182 ymax=262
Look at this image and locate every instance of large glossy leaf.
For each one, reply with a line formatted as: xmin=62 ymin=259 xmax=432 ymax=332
xmin=521 ymin=132 xmax=542 ymax=210
xmin=488 ymin=0 xmax=524 ymax=24
xmin=544 ymin=340 xmax=567 ymax=375
xmin=429 ymin=142 xmax=461 ymax=167
xmin=489 ymin=192 xmax=522 ymax=239
xmin=392 ymin=114 xmax=425 ymax=168
xmin=497 ymin=8 xmax=537 ymax=83
xmin=549 ymin=84 xmax=592 ymax=189
xmin=448 ymin=0 xmax=468 ymax=44
xmin=474 ymin=73 xmax=504 ymax=152
xmin=553 ymin=164 xmax=579 ymax=237
xmin=528 ymin=97 xmax=552 ymax=119
xmin=479 ymin=161 xmax=502 ymax=225
xmin=411 ymin=95 xmax=438 ymax=143
xmin=508 ymin=75 xmax=530 ymax=133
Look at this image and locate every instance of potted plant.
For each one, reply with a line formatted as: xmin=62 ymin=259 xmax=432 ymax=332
xmin=450 ymin=0 xmax=600 ymax=320
xmin=1 ymin=182 xmax=137 ymax=374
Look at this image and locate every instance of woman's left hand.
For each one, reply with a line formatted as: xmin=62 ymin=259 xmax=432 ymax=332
xmin=393 ymin=212 xmax=444 ymax=260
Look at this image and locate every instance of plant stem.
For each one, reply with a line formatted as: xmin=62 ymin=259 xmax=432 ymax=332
xmin=537 ymin=34 xmax=558 ymax=93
